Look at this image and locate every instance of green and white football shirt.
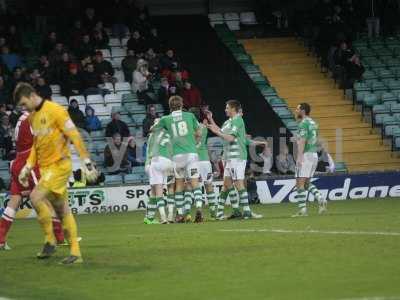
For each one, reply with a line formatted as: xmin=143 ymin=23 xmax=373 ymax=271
xmin=197 ymin=124 xmax=209 ymax=162
xmin=297 ymin=117 xmax=319 ymax=153
xmin=221 ymin=115 xmax=248 ymax=160
xmin=153 ymin=110 xmax=199 ymax=156
xmin=145 ymin=129 xmax=172 ymax=166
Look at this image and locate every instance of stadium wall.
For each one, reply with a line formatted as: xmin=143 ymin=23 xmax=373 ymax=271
xmin=1 ymin=171 xmax=399 ymax=219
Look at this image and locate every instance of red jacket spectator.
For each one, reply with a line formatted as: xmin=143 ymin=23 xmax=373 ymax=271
xmin=181 ymin=81 xmax=202 ymax=109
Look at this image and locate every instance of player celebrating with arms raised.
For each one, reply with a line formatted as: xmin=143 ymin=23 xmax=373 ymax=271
xmin=293 ymin=102 xmax=327 ymax=217
xmin=207 ymin=100 xmax=263 ymax=220
xmin=14 ymin=83 xmax=98 ymax=264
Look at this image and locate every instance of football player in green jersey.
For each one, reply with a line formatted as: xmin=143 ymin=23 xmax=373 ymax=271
xmin=144 ymin=122 xmax=175 ymax=224
xmin=152 ymin=96 xmax=205 ymax=223
xmin=293 ymin=103 xmax=327 ymax=217
xmin=207 ymin=100 xmax=264 ymax=220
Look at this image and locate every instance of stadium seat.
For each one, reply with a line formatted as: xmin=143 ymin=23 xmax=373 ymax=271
xmin=131 ymin=114 xmax=145 ymax=124
xmin=377 ymin=69 xmax=395 ymax=80
xmin=241 ymin=64 xmax=260 ymax=74
xmin=267 ymin=97 xmax=287 ymax=107
xmin=334 ymin=162 xmax=348 ymax=173
xmin=0 ymin=159 xmax=9 ymax=170
xmin=50 ymin=84 xmax=61 ymax=95
xmin=114 ymin=70 xmax=125 ymax=82
xmin=69 ymin=95 xmax=86 ymax=105
xmin=121 ymin=93 xmax=138 ymax=103
xmin=109 ymin=38 xmax=121 ymax=48
xmin=124 ymin=173 xmax=144 ymax=184
xmin=121 ymin=37 xmax=129 ymax=47
xmin=112 ymin=48 xmax=126 ymax=58
xmin=374 ymin=112 xmax=390 ymax=127
xmin=274 ymin=107 xmax=293 ymax=120
xmin=97 ymin=49 xmax=111 ymax=58
xmin=111 ymin=57 xmax=123 ymax=69
xmin=115 ymin=82 xmax=132 ymax=93
xmin=87 ymin=94 xmax=104 ymax=105
xmin=362 ymin=93 xmax=380 ymax=117
xmin=132 ymin=166 xmax=145 ymax=174
xmin=154 ymin=104 xmax=164 ymax=113
xmin=259 ymin=86 xmax=277 ymax=97
xmin=384 ymin=125 xmax=400 ymax=139
xmin=92 ymin=104 xmax=110 ymax=118
xmin=381 ymin=92 xmax=397 ymax=106
xmin=124 ymin=102 xmax=146 ymax=113
xmin=240 ymin=12 xmax=258 ymax=25
xmin=104 ymin=175 xmax=123 ymax=185
xmin=391 ymin=103 xmax=400 ymax=113
xmin=105 ymin=93 xmax=122 ymax=104
xmin=99 ymin=82 xmax=114 ymax=93
xmin=362 ymin=70 xmax=378 ymax=81
xmin=52 ymin=96 xmax=68 ymax=105
xmin=90 ymin=130 xmax=105 ymax=139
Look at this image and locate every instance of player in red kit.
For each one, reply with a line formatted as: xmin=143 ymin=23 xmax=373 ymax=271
xmin=0 ymin=112 xmax=65 ymax=250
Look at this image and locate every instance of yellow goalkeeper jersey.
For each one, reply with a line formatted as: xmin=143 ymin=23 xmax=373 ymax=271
xmin=27 ymin=100 xmax=89 ymax=168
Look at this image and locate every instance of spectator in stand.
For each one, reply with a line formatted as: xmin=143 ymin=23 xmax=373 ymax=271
xmin=160 ymin=48 xmax=179 ymax=71
xmin=145 ymin=48 xmax=160 ymax=74
xmin=80 ymin=54 xmax=93 ymax=70
xmin=181 ymin=81 xmax=202 ymax=109
xmin=343 ymin=54 xmax=365 ymax=89
xmin=275 ymin=144 xmax=295 ymax=175
xmin=132 ymin=58 xmax=156 ymax=105
xmin=142 ymin=104 xmax=159 ymax=137
xmin=0 ymin=37 xmax=7 ymax=50
xmin=93 ymin=51 xmax=114 ymax=83
xmin=334 ymin=41 xmax=354 ymax=67
xmin=85 ymin=106 xmax=102 ymax=132
xmin=49 ymin=42 xmax=67 ymax=64
xmin=0 ymin=113 xmax=14 ymax=160
xmin=317 ymin=145 xmax=335 ymax=173
xmin=158 ymin=77 xmax=171 ymax=112
xmin=9 ymin=67 xmax=27 ymax=91
xmin=29 ymin=68 xmax=41 ymax=86
xmin=105 ymin=111 xmax=130 ymax=137
xmin=134 ymin=12 xmax=152 ymax=35
xmin=82 ymin=63 xmax=102 ymax=96
xmin=110 ymin=0 xmax=129 ymax=39
xmin=92 ymin=29 xmax=109 ymax=49
xmin=6 ymin=25 xmax=22 ymax=53
xmin=104 ymin=132 xmax=131 ymax=175
xmin=57 ymin=52 xmax=75 ymax=82
xmin=146 ymin=27 xmax=163 ymax=53
xmin=0 ymin=76 xmax=10 ymax=104
xmin=121 ymin=49 xmax=137 ymax=83
xmin=61 ymin=63 xmax=83 ymax=97
xmin=69 ymin=20 xmax=84 ymax=49
xmin=164 ymin=67 xmax=189 ymax=89
xmin=127 ymin=30 xmax=147 ymax=57
xmin=35 ymin=77 xmax=52 ymax=99
xmin=127 ymin=136 xmax=143 ymax=167
xmin=1 ymin=45 xmax=21 ymax=73
xmin=42 ymin=31 xmax=58 ymax=55
xmin=38 ymin=55 xmax=58 ymax=84
xmin=259 ymin=146 xmax=273 ymax=176
xmin=77 ymin=34 xmax=95 ymax=60
xmin=67 ymin=99 xmax=86 ymax=129
xmin=82 ymin=8 xmax=98 ymax=31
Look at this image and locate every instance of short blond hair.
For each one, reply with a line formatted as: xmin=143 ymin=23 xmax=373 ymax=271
xmin=169 ymin=95 xmax=183 ymax=111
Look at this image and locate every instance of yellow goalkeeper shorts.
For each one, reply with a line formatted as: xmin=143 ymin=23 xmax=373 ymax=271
xmin=37 ymin=158 xmax=72 ymax=198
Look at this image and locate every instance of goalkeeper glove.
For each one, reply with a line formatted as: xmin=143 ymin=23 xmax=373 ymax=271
xmin=18 ymin=165 xmax=32 ymax=188
xmin=81 ymin=158 xmax=99 ymax=183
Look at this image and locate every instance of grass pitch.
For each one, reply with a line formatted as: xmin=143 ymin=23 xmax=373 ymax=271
xmin=1 ymin=198 xmax=400 ymax=300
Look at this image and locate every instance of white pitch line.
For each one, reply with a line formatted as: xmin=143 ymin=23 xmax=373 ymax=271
xmin=338 ymin=297 xmax=400 ymax=300
xmin=219 ymin=228 xmax=400 ymax=237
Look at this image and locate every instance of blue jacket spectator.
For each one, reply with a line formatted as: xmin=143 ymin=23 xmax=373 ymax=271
xmin=1 ymin=46 xmax=21 ymax=73
xmin=85 ymin=106 xmax=102 ymax=132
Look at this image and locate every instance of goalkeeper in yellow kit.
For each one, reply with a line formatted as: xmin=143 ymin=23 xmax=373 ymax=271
xmin=14 ymin=83 xmax=98 ymax=264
